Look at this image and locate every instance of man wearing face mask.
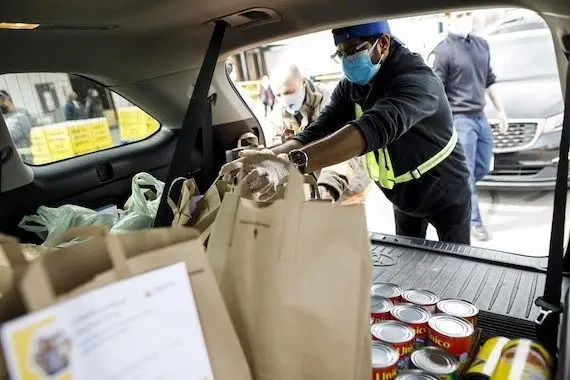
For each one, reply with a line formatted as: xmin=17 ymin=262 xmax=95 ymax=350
xmin=271 ymin=63 xmax=370 ymax=202
xmin=430 ymin=11 xmax=508 ymax=242
xmin=222 ymin=21 xmax=471 ymax=243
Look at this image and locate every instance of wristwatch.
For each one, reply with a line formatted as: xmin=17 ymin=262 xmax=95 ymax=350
xmin=288 ymin=150 xmax=308 ymax=174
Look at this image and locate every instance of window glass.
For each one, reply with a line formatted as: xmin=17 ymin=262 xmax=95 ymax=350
xmin=0 ymin=73 xmax=160 ymax=165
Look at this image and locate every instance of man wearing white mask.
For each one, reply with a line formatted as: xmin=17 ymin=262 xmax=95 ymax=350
xmin=431 ymin=11 xmax=508 ymax=241
xmin=270 ymin=64 xmax=370 ymax=202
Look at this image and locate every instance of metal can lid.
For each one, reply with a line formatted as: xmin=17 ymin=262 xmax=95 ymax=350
xmin=411 ymin=347 xmax=459 ymax=374
xmin=395 ymin=369 xmax=439 ymax=380
xmin=371 ymin=283 xmax=402 ymax=298
xmin=437 ymin=298 xmax=479 ymax=318
xmin=391 ymin=304 xmax=431 ymax=324
xmin=428 ymin=314 xmax=474 ymax=338
xmin=371 ymin=320 xmax=416 ymax=343
xmin=371 ymin=341 xmax=399 ymax=368
xmin=371 ymin=296 xmax=394 ymax=313
xmin=402 ymin=289 xmax=439 ymax=306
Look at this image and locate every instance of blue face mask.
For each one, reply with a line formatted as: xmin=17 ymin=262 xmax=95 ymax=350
xmin=341 ymin=41 xmax=381 ymax=85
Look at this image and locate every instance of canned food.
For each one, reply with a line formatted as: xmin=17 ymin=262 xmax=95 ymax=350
xmin=391 ymin=304 xmax=431 ymax=348
xmin=371 ymin=296 xmax=394 ymax=323
xmin=465 ymin=337 xmax=510 ymax=379
xmin=371 ymin=283 xmax=403 ymax=304
xmin=411 ymin=347 xmax=459 ymax=379
xmin=436 ymin=299 xmax=479 ymax=326
xmin=401 ymin=289 xmax=439 ymax=313
xmin=491 ymin=339 xmax=552 ymax=380
xmin=395 ymin=369 xmax=438 ymax=379
xmin=427 ymin=314 xmax=474 ymax=363
xmin=372 ymin=341 xmax=399 ymax=380
xmin=371 ymin=321 xmax=416 ymax=369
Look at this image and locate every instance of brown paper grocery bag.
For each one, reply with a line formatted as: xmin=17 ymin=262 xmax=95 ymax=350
xmin=168 ymin=177 xmax=233 ymax=243
xmin=207 ymin=155 xmax=372 ymax=380
xmin=2 ymin=226 xmax=251 ymax=380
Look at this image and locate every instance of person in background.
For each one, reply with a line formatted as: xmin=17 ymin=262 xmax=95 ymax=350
xmin=431 ymin=11 xmax=508 ymax=242
xmin=259 ymin=75 xmax=275 ymax=118
xmin=63 ymin=91 xmax=85 ymax=121
xmin=0 ymin=90 xmax=35 ymax=162
xmin=85 ymin=88 xmax=104 ymax=118
xmin=271 ymin=63 xmax=370 ymax=202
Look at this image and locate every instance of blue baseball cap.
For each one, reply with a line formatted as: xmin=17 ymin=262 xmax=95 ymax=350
xmin=332 ymin=21 xmax=391 ymax=45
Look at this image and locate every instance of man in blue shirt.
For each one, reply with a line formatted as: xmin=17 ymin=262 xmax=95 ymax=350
xmin=431 ymin=11 xmax=508 ymax=241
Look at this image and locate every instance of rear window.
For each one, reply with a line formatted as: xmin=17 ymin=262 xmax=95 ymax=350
xmin=0 ymin=73 xmax=160 ymax=165
xmin=488 ymin=32 xmax=558 ymax=81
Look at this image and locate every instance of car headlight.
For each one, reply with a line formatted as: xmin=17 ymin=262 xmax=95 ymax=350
xmin=543 ymin=113 xmax=564 ymax=134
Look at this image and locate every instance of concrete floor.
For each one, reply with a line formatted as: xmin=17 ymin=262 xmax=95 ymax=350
xmin=365 ymin=185 xmax=570 ymax=257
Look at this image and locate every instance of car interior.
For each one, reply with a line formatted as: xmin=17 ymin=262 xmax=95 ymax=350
xmin=1 ymin=0 xmax=570 ymax=376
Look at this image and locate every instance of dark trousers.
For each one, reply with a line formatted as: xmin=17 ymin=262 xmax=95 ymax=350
xmin=393 ymin=200 xmax=471 ymax=244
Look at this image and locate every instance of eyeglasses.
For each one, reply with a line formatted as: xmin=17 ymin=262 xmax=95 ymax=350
xmin=330 ymin=40 xmax=378 ymax=63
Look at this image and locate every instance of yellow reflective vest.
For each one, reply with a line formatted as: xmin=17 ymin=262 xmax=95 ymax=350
xmin=356 ymin=104 xmax=458 ymax=190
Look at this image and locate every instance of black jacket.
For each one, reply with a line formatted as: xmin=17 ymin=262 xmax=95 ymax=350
xmin=293 ymin=42 xmax=471 ymax=217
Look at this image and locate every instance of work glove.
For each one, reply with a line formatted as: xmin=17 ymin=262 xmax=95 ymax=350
xmin=497 ymin=111 xmax=509 ymax=134
xmin=218 ymin=149 xmax=289 ymax=201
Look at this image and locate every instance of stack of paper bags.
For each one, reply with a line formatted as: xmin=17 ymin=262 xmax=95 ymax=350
xmin=207 ymin=154 xmax=372 ymax=379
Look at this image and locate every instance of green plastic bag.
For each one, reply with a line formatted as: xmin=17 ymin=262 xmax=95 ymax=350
xmin=19 ymin=172 xmax=165 ymax=246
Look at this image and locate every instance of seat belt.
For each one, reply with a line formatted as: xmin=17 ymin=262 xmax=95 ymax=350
xmin=201 ymin=93 xmax=216 ymax=181
xmin=153 ymin=21 xmax=228 ymax=228
xmin=0 ymin=146 xmax=14 ymax=192
xmin=535 ymin=61 xmax=570 ymax=355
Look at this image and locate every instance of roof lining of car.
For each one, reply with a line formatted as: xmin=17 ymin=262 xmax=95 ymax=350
xmin=0 ymin=0 xmax=568 ymax=87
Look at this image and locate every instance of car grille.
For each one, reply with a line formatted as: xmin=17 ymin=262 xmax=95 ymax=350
xmin=491 ymin=166 xmax=543 ymax=176
xmin=491 ymin=122 xmax=538 ymax=150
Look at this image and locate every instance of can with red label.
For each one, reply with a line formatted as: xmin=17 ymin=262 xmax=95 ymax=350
xmin=371 ymin=320 xmax=416 ymax=369
xmin=427 ymin=314 xmax=474 ymax=363
xmin=372 ymin=341 xmax=399 ymax=380
xmin=436 ymin=299 xmax=479 ymax=327
xmin=391 ymin=304 xmax=431 ymax=348
xmin=371 ymin=296 xmax=394 ymax=323
xmin=371 ymin=283 xmax=403 ymax=304
xmin=401 ymin=289 xmax=439 ymax=313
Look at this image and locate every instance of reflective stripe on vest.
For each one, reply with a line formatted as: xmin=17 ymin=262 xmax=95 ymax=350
xmin=355 ymin=104 xmax=458 ymax=190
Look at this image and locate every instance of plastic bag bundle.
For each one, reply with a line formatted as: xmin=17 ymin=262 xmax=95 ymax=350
xmin=19 ymin=172 xmax=164 ymax=246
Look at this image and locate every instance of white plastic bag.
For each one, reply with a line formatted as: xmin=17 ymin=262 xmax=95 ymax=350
xmin=19 ymin=205 xmax=118 ymax=246
xmin=19 ymin=172 xmax=165 ymax=245
xmin=112 ymin=172 xmax=164 ymax=232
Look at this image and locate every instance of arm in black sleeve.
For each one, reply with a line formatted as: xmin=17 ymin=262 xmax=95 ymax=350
xmin=484 ymin=40 xmax=497 ymax=88
xmin=350 ymin=70 xmax=440 ymax=153
xmin=292 ymin=79 xmax=353 ymax=145
xmin=431 ymin=45 xmax=450 ymax=88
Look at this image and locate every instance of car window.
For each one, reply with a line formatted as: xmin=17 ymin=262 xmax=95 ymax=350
xmin=0 ymin=73 xmax=160 ymax=165
xmin=489 ymin=33 xmax=558 ymax=81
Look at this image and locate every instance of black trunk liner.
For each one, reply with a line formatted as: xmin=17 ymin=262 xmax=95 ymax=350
xmin=370 ymin=233 xmax=570 ymax=341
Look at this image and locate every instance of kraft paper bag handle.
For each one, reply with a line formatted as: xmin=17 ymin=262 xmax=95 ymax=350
xmin=236 ymin=154 xmax=305 ymax=261
xmin=21 ymin=234 xmax=133 ymax=310
xmin=45 ymin=225 xmax=110 ymax=247
xmin=237 ymin=132 xmax=259 ymax=148
xmin=167 ymin=177 xmax=199 ymax=226
xmin=0 ymin=234 xmax=27 ymax=267
xmin=278 ymin=174 xmax=321 ymax=200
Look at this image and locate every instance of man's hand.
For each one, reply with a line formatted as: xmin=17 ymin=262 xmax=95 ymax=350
xmin=497 ymin=111 xmax=509 ymax=134
xmin=218 ymin=149 xmax=289 ymax=201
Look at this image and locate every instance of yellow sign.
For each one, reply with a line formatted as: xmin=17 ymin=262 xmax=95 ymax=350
xmin=118 ymin=107 xmax=160 ymax=142
xmin=29 ymin=118 xmax=114 ymax=165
